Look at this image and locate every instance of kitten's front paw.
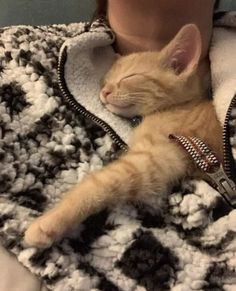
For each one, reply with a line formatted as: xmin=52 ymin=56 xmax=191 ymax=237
xmin=24 ymin=212 xmax=65 ymax=248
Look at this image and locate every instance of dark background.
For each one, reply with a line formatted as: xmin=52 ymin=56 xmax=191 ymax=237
xmin=0 ymin=0 xmax=94 ymax=26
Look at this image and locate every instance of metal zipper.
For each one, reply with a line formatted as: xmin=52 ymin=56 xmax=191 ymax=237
xmin=170 ymin=134 xmax=236 ymax=208
xmin=222 ymin=94 xmax=236 ymax=180
xmin=206 ymin=91 xmax=236 ymax=207
xmin=207 ymin=165 xmax=236 ymax=207
xmin=57 ymin=46 xmax=128 ymax=152
xmin=203 ymin=94 xmax=236 ymax=207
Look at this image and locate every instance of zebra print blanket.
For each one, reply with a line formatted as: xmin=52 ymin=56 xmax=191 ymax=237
xmin=0 ymin=12 xmax=236 ymax=291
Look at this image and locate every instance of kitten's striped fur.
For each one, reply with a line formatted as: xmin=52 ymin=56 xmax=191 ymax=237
xmin=25 ymin=24 xmax=222 ymax=248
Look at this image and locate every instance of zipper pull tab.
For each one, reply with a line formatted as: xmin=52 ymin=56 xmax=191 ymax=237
xmin=207 ymin=165 xmax=236 ymax=208
xmin=169 ymin=134 xmax=236 ymax=209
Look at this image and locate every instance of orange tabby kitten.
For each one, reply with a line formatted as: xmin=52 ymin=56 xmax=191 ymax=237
xmin=25 ymin=24 xmax=222 ymax=248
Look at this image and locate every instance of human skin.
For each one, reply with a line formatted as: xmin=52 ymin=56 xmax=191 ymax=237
xmin=107 ymin=0 xmax=216 ymax=59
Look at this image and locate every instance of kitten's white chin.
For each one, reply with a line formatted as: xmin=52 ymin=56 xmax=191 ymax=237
xmin=105 ymin=104 xmax=136 ymax=118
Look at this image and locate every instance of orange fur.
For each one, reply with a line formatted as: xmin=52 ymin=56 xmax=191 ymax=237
xmin=25 ymin=24 xmax=222 ymax=248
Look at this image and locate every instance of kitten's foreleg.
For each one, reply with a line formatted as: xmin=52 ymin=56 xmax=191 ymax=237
xmin=25 ymin=140 xmax=188 ymax=248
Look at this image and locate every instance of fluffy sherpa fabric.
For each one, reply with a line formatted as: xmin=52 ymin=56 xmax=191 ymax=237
xmin=60 ymin=18 xmax=133 ymax=146
xmin=0 ymin=12 xmax=236 ymax=291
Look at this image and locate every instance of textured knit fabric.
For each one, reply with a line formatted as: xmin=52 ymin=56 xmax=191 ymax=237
xmin=0 ymin=12 xmax=236 ymax=291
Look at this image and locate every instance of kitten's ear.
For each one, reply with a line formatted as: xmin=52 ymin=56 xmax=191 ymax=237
xmin=160 ymin=24 xmax=202 ymax=77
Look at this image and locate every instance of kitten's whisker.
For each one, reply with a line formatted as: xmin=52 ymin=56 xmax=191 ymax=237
xmin=109 ymin=92 xmax=148 ymax=106
xmin=117 ymin=95 xmax=147 ymax=104
xmin=117 ymin=93 xmax=147 ymax=101
xmin=119 ymin=92 xmax=147 ymax=97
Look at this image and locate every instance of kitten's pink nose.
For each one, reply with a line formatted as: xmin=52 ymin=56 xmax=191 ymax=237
xmin=101 ymin=89 xmax=112 ymax=103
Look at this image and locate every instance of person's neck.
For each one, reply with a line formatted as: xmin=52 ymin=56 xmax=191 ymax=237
xmin=108 ymin=0 xmax=215 ymax=58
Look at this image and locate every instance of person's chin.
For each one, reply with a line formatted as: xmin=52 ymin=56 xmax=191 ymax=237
xmin=105 ymin=104 xmax=136 ymax=118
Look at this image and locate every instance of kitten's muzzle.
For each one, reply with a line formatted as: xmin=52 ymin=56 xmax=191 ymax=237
xmin=100 ymin=90 xmax=134 ymax=109
xmin=100 ymin=88 xmax=112 ymax=104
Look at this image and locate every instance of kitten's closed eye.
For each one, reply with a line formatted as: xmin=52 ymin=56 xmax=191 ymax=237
xmin=100 ymin=74 xmax=146 ymax=118
xmin=100 ymin=71 xmax=161 ymax=118
xmin=120 ymin=74 xmax=141 ymax=81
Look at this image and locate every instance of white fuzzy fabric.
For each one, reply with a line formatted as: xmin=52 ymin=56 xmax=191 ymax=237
xmin=62 ymin=22 xmax=133 ymax=145
xmin=211 ymin=25 xmax=236 ymax=125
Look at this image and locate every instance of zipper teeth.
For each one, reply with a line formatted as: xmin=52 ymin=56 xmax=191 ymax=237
xmin=222 ymin=94 xmax=236 ymax=178
xmin=57 ymin=46 xmax=128 ymax=152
